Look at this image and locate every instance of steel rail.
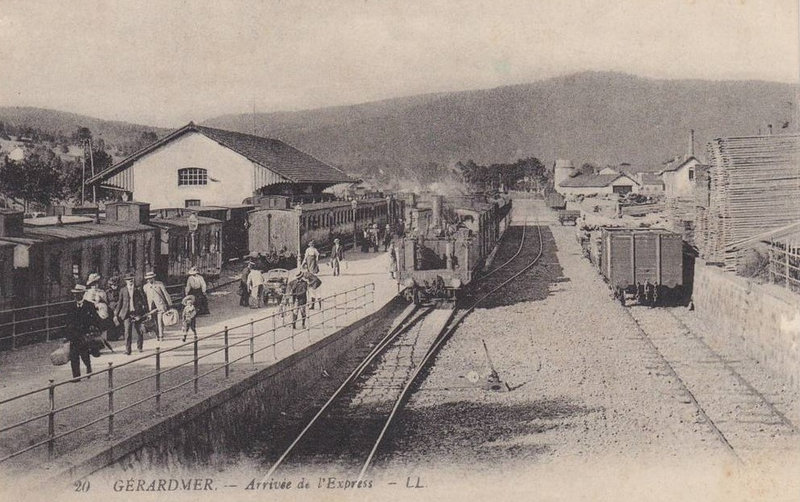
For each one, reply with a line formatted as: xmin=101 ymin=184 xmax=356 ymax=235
xmin=358 ymin=221 xmax=544 ymax=479
xmin=623 ymin=307 xmax=742 ymax=463
xmin=261 ymin=304 xmax=430 ymax=481
xmin=662 ymin=309 xmax=798 ymax=433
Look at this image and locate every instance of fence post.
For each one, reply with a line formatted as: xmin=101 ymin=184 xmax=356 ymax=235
xmin=344 ymin=290 xmax=349 ymax=324
xmin=47 ymin=379 xmax=55 ymax=459
xmin=224 ymin=326 xmax=230 ymax=378
xmin=155 ymin=347 xmax=161 ymax=414
xmin=786 ymin=247 xmax=791 ymax=290
xmin=193 ymin=335 xmax=199 ymax=393
xmin=249 ymin=319 xmax=255 ymax=365
xmin=272 ymin=323 xmax=277 ymax=360
xmin=11 ymin=310 xmax=16 ymax=350
xmin=320 ymin=299 xmax=326 ymax=338
xmin=107 ymin=362 xmax=114 ymax=437
xmin=45 ymin=303 xmax=50 ymax=342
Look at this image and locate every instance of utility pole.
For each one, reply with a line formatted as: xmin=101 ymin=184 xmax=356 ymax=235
xmin=88 ymin=139 xmax=96 ymax=204
xmin=80 ymin=146 xmax=86 ymax=205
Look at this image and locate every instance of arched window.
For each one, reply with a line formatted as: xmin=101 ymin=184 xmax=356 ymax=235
xmin=178 ymin=168 xmax=208 ymax=186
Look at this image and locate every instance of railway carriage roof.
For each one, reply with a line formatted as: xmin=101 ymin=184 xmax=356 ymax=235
xmin=87 ymin=123 xmax=357 ymax=186
xmin=149 ymin=215 xmax=222 ymax=228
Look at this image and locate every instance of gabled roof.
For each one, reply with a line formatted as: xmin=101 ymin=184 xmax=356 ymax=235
xmin=559 ymin=173 xmax=638 ymax=188
xmin=87 ymin=123 xmax=356 ymax=186
xmin=660 ymin=155 xmax=699 ymax=173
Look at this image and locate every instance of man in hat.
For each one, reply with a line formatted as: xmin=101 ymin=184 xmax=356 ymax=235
xmin=65 ymin=284 xmax=100 ymax=379
xmin=246 ymin=263 xmax=265 ymax=309
xmin=143 ymin=271 xmax=171 ymax=341
xmin=286 ymin=269 xmax=308 ymax=329
xmin=330 ymin=238 xmax=344 ymax=276
xmin=239 ymin=261 xmax=252 ymax=307
xmin=185 ymin=266 xmax=209 ymax=315
xmin=115 ymin=275 xmax=148 ymax=355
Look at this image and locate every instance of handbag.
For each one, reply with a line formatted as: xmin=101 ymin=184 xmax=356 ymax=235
xmin=162 ymin=308 xmax=179 ymax=326
xmin=50 ymin=342 xmax=70 ymax=366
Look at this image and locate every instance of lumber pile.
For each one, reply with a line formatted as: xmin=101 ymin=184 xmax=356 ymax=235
xmin=698 ymin=134 xmax=800 ymax=270
xmin=665 ymin=196 xmax=695 ymax=245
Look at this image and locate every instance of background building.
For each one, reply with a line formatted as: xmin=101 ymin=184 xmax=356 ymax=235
xmin=87 ymin=123 xmax=356 ymax=209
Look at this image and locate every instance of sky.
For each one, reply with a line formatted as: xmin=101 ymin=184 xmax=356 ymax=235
xmin=1 ymin=0 xmax=798 ymax=127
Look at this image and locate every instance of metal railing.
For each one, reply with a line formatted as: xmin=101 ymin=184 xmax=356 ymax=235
xmin=0 ymin=283 xmax=375 ymax=465
xmin=0 ymin=279 xmax=237 ymax=351
xmin=768 ymin=240 xmax=800 ymax=293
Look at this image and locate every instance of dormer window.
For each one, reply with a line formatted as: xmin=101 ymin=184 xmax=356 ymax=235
xmin=178 ymin=168 xmax=208 ymax=186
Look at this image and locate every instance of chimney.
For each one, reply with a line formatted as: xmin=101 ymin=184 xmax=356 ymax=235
xmin=0 ymin=209 xmax=24 ymax=237
xmin=106 ymin=201 xmax=151 ymax=225
xmin=689 ymin=129 xmax=695 ymax=157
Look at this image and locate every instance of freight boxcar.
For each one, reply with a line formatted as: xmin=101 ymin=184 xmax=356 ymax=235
xmin=599 ymin=228 xmax=683 ymax=306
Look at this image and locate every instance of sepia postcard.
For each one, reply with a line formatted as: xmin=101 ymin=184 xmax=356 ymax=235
xmin=0 ymin=1 xmax=798 ymax=501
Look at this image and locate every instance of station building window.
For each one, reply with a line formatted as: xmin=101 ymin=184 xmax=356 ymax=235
xmin=177 ymin=168 xmax=208 ymax=186
xmin=71 ymin=250 xmax=82 ymax=282
xmin=127 ymin=240 xmax=137 ymax=271
xmin=48 ymin=252 xmax=62 ymax=285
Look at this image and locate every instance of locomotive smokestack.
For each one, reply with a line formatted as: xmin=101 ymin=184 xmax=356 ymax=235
xmin=432 ymin=195 xmax=443 ymax=228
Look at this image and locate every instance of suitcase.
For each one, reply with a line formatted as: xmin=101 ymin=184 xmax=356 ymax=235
xmin=162 ymin=308 xmax=179 ymax=326
xmin=50 ymin=342 xmax=70 ymax=366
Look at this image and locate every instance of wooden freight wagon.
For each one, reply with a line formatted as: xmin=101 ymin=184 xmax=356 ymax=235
xmin=599 ymin=228 xmax=683 ymax=306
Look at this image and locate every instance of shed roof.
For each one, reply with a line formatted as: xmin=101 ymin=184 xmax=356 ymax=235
xmin=638 ymin=173 xmax=664 ymax=185
xmin=559 ymin=173 xmax=637 ymax=188
xmin=2 ymin=221 xmax=153 ymax=244
xmin=87 ymin=123 xmax=356 ymax=186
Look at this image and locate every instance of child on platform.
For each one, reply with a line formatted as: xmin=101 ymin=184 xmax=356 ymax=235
xmin=181 ymin=295 xmax=198 ymax=342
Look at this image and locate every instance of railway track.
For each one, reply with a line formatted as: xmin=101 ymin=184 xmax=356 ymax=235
xmin=623 ymin=304 xmax=799 ymax=463
xmin=261 ymin=220 xmax=544 ymax=480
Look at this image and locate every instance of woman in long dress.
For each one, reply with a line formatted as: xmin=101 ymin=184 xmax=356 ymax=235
xmin=185 ymin=266 xmax=210 ymax=315
xmin=301 ymin=241 xmax=320 ymax=274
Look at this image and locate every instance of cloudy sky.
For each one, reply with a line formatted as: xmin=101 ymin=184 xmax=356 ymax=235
xmin=1 ymin=0 xmax=797 ymax=127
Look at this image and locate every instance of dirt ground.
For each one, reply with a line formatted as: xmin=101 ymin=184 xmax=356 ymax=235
xmin=376 ymin=199 xmax=800 ymax=500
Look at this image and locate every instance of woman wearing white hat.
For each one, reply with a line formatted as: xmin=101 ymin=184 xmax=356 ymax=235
xmin=184 ymin=266 xmax=210 ymax=315
xmin=83 ymin=272 xmax=108 ymax=307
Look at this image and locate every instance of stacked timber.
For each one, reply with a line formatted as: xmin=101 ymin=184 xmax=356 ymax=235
xmin=700 ymin=134 xmax=800 ymax=270
xmin=665 ymin=196 xmax=695 ymax=245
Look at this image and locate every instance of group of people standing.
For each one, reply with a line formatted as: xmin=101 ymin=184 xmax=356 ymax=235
xmin=361 ymin=223 xmax=393 ymax=253
xmin=63 ymin=267 xmax=211 ymax=379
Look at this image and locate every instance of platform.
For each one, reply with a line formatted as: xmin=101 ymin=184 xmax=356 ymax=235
xmin=0 ymin=248 xmax=400 ymax=473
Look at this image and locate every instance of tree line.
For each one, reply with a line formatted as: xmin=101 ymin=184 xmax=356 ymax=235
xmin=454 ymin=157 xmax=551 ymax=192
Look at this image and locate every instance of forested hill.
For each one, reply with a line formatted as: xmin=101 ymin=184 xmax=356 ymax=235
xmin=204 ymin=71 xmax=798 ymax=178
xmin=0 ymin=107 xmax=167 ymax=154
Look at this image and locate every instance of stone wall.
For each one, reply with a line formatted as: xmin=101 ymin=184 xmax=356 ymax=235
xmin=693 ymin=263 xmax=800 ymax=390
xmin=53 ymin=296 xmax=407 ymax=482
